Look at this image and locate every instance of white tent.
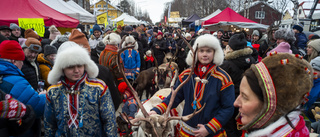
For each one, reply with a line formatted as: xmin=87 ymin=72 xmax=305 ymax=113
xmin=40 ymin=0 xmax=95 ymax=24
xmin=195 ymin=9 xmax=221 ymax=26
xmin=111 ymin=13 xmax=141 ymax=25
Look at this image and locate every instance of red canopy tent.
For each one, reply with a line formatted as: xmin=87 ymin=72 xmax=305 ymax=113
xmin=203 ymin=7 xmax=268 ymax=29
xmin=0 ymin=0 xmax=79 ymax=28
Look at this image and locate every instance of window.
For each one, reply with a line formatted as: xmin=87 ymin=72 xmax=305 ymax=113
xmin=104 ymin=5 xmax=107 ymax=8
xmin=98 ymin=5 xmax=101 ymax=8
xmin=299 ymin=9 xmax=302 ymax=14
xmin=255 ymin=11 xmax=265 ymax=19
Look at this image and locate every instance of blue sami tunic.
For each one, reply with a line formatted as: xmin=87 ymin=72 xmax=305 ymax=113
xmin=151 ymin=65 xmax=235 ymax=136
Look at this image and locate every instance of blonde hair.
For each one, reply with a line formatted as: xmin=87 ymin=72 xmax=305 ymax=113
xmin=308 ymin=46 xmax=319 ymax=62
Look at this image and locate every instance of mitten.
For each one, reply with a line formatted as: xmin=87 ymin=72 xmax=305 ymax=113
xmin=0 ymin=94 xmax=26 ymax=119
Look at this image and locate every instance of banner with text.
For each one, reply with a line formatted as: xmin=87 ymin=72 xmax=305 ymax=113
xmin=116 ymin=20 xmax=124 ymax=27
xmin=18 ymin=18 xmax=45 ymax=37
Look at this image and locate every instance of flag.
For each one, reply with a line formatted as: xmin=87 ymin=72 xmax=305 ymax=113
xmin=165 ymin=16 xmax=167 ymax=23
xmin=116 ymin=20 xmax=124 ymax=27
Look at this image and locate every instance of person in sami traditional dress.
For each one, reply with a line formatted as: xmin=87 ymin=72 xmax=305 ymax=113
xmin=149 ymin=34 xmax=235 ymax=137
xmin=234 ymin=53 xmax=312 ymax=137
xmin=44 ymin=41 xmax=117 ymax=137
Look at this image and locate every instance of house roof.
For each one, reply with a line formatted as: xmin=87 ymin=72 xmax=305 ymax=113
xmin=91 ymin=0 xmax=123 ymax=12
xmin=238 ymin=1 xmax=281 ymax=14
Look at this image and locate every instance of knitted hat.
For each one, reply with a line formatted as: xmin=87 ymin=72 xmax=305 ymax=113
xmin=252 ymin=30 xmax=259 ymax=37
xmin=69 ymin=29 xmax=91 ymax=52
xmin=22 ymin=38 xmax=42 ymax=53
xmin=122 ymin=36 xmax=138 ymax=50
xmin=0 ymin=94 xmax=26 ymax=119
xmin=24 ymin=29 xmax=40 ymax=40
xmin=92 ymin=24 xmax=102 ymax=33
xmin=310 ymin=56 xmax=320 ymax=71
xmin=124 ymin=26 xmax=133 ymax=32
xmin=47 ymin=41 xmax=98 ymax=85
xmin=48 ymin=25 xmax=61 ymax=41
xmin=293 ymin=24 xmax=303 ymax=32
xmin=185 ymin=34 xmax=224 ymax=66
xmin=157 ymin=32 xmax=163 ymax=37
xmin=44 ymin=45 xmax=57 ymax=57
xmin=307 ymin=39 xmax=320 ymax=53
xmin=147 ymin=29 xmax=153 ymax=36
xmin=267 ymin=42 xmax=292 ymax=55
xmin=228 ymin=33 xmax=247 ymax=50
xmin=9 ymin=23 xmax=20 ymax=30
xmin=102 ymin=32 xmax=121 ymax=45
xmin=95 ymin=41 xmax=105 ymax=54
xmin=0 ymin=40 xmax=25 ymax=61
xmin=0 ymin=25 xmax=11 ymax=31
xmin=239 ymin=53 xmax=313 ymax=130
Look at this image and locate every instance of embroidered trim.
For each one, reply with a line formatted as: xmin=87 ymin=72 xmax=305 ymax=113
xmin=250 ymin=62 xmax=277 ymax=129
xmin=207 ymin=118 xmax=222 ymax=133
xmin=155 ymin=103 xmax=168 ymax=114
xmin=67 ymin=94 xmax=79 ymax=128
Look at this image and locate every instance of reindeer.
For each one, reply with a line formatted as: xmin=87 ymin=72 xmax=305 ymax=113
xmin=117 ymin=43 xmax=205 ymax=137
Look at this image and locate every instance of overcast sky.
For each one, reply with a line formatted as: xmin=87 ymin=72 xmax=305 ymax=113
xmin=92 ymin=0 xmax=173 ymax=23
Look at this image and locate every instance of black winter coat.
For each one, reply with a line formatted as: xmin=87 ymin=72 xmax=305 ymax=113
xmin=96 ymin=64 xmax=121 ymax=110
xmin=0 ymin=90 xmax=36 ymax=137
xmin=90 ymin=49 xmax=100 ymax=64
xmin=150 ymin=38 xmax=166 ymax=64
xmin=21 ymin=58 xmax=40 ymax=91
xmin=220 ymin=48 xmax=255 ymax=97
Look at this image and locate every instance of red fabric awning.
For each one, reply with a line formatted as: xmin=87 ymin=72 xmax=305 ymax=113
xmin=203 ymin=7 xmax=257 ymax=25
xmin=0 ymin=0 xmax=79 ymax=28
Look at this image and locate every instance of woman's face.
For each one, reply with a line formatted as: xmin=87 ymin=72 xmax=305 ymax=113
xmin=307 ymin=46 xmax=314 ymax=56
xmin=276 ymin=39 xmax=286 ymax=45
xmin=197 ymin=46 xmax=214 ymax=65
xmin=63 ymin=65 xmax=85 ymax=82
xmin=234 ymin=76 xmax=263 ymax=125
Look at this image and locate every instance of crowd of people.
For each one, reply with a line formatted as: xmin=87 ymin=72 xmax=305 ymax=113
xmin=0 ymin=21 xmax=319 ymax=137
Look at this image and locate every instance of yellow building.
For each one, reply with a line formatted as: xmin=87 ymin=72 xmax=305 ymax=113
xmin=90 ymin=0 xmax=123 ymax=21
xmin=283 ymin=10 xmax=293 ymax=20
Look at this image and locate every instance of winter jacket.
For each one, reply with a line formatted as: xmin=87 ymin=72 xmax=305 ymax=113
xmin=256 ymin=37 xmax=269 ymax=58
xmin=220 ymin=48 xmax=255 ymax=97
xmin=44 ymin=73 xmax=117 ymax=137
xmin=305 ymin=78 xmax=320 ymax=111
xmin=89 ymin=35 xmax=103 ymax=49
xmin=0 ymin=90 xmax=36 ymax=137
xmin=37 ymin=53 xmax=53 ymax=90
xmin=99 ymin=45 xmax=124 ymax=86
xmin=166 ymin=38 xmax=176 ymax=53
xmin=96 ymin=64 xmax=121 ymax=110
xmin=152 ymin=65 xmax=235 ymax=136
xmin=245 ymin=112 xmax=309 ymax=137
xmin=91 ymin=48 xmax=100 ymax=64
xmin=0 ymin=59 xmax=46 ymax=118
xmin=295 ymin=33 xmax=308 ymax=49
xmin=21 ymin=58 xmax=40 ymax=91
xmin=150 ymin=38 xmax=166 ymax=64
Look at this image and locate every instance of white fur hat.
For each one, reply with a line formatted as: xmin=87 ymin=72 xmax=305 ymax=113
xmin=185 ymin=33 xmax=191 ymax=38
xmin=47 ymin=42 xmax=99 ymax=85
xmin=185 ymin=34 xmax=224 ymax=66
xmin=102 ymin=33 xmax=121 ymax=45
xmin=121 ymin=35 xmax=138 ymax=50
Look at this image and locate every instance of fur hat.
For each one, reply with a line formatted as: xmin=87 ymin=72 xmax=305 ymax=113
xmin=185 ymin=33 xmax=191 ymax=38
xmin=228 ymin=33 xmax=247 ymax=50
xmin=307 ymin=39 xmax=320 ymax=53
xmin=22 ymin=38 xmax=42 ymax=53
xmin=240 ymin=53 xmax=313 ymax=130
xmin=9 ymin=23 xmax=20 ymax=30
xmin=44 ymin=45 xmax=57 ymax=57
xmin=0 ymin=40 xmax=25 ymax=61
xmin=47 ymin=42 xmax=98 ymax=85
xmin=102 ymin=32 xmax=121 ymax=45
xmin=293 ymin=24 xmax=303 ymax=32
xmin=267 ymin=42 xmax=292 ymax=55
xmin=274 ymin=28 xmax=296 ymax=45
xmin=185 ymin=34 xmax=224 ymax=66
xmin=24 ymin=29 xmax=40 ymax=39
xmin=48 ymin=25 xmax=61 ymax=41
xmin=121 ymin=36 xmax=138 ymax=50
xmin=69 ymin=29 xmax=90 ymax=52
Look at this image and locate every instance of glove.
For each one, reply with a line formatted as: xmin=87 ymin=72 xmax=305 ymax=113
xmin=0 ymin=94 xmax=26 ymax=119
xmin=312 ymin=106 xmax=320 ymax=121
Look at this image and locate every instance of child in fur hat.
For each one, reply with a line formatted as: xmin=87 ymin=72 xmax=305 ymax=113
xmin=44 ymin=42 xmax=117 ymax=136
xmin=121 ymin=35 xmax=141 ymax=81
xmin=149 ymin=34 xmax=235 ymax=136
xmin=234 ymin=53 xmax=313 ymax=136
xmin=144 ymin=50 xmax=154 ymax=69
